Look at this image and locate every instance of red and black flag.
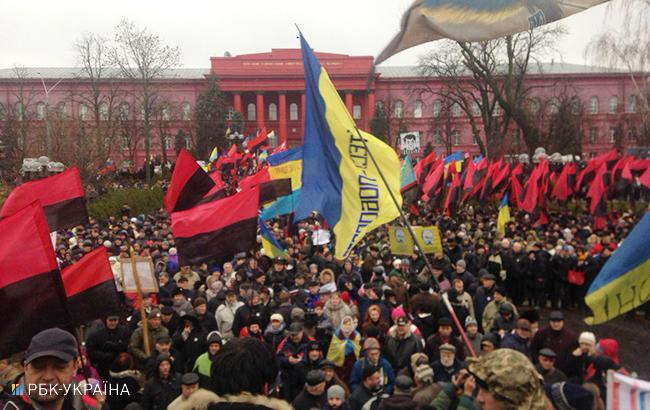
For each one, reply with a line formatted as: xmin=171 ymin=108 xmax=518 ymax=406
xmin=444 ymin=166 xmax=462 ymax=216
xmin=551 ymin=163 xmax=574 ymax=202
xmin=610 ymin=156 xmax=634 ymax=194
xmin=576 ymin=149 xmax=618 ymax=193
xmin=479 ymin=159 xmax=503 ymax=202
xmin=492 ymin=161 xmax=510 ymax=194
xmin=421 ymin=159 xmax=444 ymax=201
xmin=260 ymin=179 xmax=293 ymax=204
xmin=587 ymin=164 xmax=609 ymax=230
xmin=0 ymin=202 xmax=71 ymax=357
xmin=172 ymin=186 xmax=261 ymax=265
xmin=246 ymin=127 xmax=269 ymax=152
xmin=61 ymin=247 xmax=121 ymax=326
xmin=165 ymin=148 xmax=216 ymax=213
xmin=461 ymin=157 xmax=477 ymax=194
xmin=198 ymin=171 xmax=228 ymax=205
xmin=509 ymin=163 xmax=524 ymax=208
xmin=0 ymin=167 xmax=88 ymax=232
xmin=519 ymin=162 xmax=543 ymax=213
xmin=414 ymin=151 xmax=437 ymax=184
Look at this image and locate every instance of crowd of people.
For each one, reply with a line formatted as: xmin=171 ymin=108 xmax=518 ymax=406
xmin=0 ymin=190 xmax=644 ymax=410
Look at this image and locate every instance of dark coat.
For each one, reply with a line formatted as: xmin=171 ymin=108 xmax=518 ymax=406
xmin=232 ymin=303 xmax=270 ymax=337
xmin=141 ymin=372 xmax=182 ymax=410
xmin=384 ymin=331 xmax=423 ymax=371
xmin=530 ymin=327 xmax=578 ymax=373
xmin=348 ymin=384 xmax=379 ymax=410
xmin=500 ymin=333 xmax=532 ymax=359
xmin=85 ymin=324 xmax=129 ymax=378
xmin=431 ymin=359 xmax=463 ymax=383
xmin=292 ymin=390 xmax=326 ymax=410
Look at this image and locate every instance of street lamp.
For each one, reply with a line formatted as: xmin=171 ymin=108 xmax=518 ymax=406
xmin=36 ymin=72 xmax=64 ymax=157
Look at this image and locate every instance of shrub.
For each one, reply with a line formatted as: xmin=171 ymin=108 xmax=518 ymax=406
xmin=88 ymin=186 xmax=165 ymax=222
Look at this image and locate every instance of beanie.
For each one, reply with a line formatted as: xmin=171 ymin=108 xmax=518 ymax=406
xmin=414 ymin=364 xmax=434 ymax=384
xmin=578 ymin=332 xmax=596 ymax=346
xmin=327 ymin=385 xmax=345 ymax=400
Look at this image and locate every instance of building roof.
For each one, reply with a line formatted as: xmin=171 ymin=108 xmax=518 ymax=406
xmin=0 ymin=62 xmax=627 ymax=81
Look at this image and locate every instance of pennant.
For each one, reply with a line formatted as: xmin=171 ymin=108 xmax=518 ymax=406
xmin=172 ymin=187 xmax=260 ymax=265
xmin=400 ymin=155 xmax=417 ymax=192
xmin=294 ymin=34 xmax=402 ymax=259
xmin=443 ymin=166 xmax=461 ymax=216
xmin=0 ymin=203 xmax=70 ymax=357
xmin=259 ymin=219 xmax=290 ymax=259
xmin=0 ymin=167 xmax=88 ymax=231
xmin=165 ymin=148 xmax=216 ymax=213
xmin=247 ymin=127 xmax=269 ymax=152
xmin=585 ymin=212 xmax=650 ymax=324
xmin=551 ymin=163 xmax=573 ymax=202
xmin=209 ymin=146 xmax=219 ymax=163
xmin=61 ymin=247 xmax=121 ymax=326
xmin=497 ymin=193 xmax=511 ymax=236
xmin=260 ymin=189 xmax=302 ymax=220
xmin=587 ymin=164 xmax=608 ymax=230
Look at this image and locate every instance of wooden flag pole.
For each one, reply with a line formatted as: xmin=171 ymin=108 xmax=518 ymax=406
xmin=130 ymin=248 xmax=150 ymax=356
xmin=350 ymin=127 xmax=477 ymax=357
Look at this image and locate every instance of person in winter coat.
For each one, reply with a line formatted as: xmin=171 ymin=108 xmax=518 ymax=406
xmin=324 ymin=291 xmax=353 ymax=329
xmin=324 ymin=385 xmax=350 ymax=410
xmin=129 ymin=309 xmax=169 ymax=366
xmin=105 ymin=352 xmax=142 ymax=410
xmin=489 ymin=303 xmax=519 ymax=336
xmin=172 ymin=286 xmax=195 ymax=316
xmin=431 ymin=344 xmax=463 ymax=383
xmin=500 ymin=319 xmax=534 ymax=359
xmin=193 ymin=332 xmax=222 ymax=389
xmin=425 ymin=317 xmax=465 ymax=363
xmin=277 ymin=322 xmax=316 ymax=401
xmin=451 ymin=278 xmax=475 ymax=320
xmin=231 ymin=290 xmax=269 ymax=337
xmin=292 ymin=369 xmax=328 ymax=410
xmin=215 ymin=290 xmax=243 ymax=341
xmin=504 ymin=241 xmax=529 ymax=305
xmin=481 ymin=286 xmax=517 ymax=333
xmin=326 ymin=315 xmax=362 ymax=384
xmin=348 ymin=365 xmax=383 ymax=410
xmin=529 ymin=242 xmax=552 ymax=309
xmin=565 ymin=333 xmax=622 ymax=400
xmin=141 ymin=353 xmax=182 ymax=410
xmin=411 ymin=361 xmax=441 ymax=407
xmin=85 ymin=315 xmax=129 ymax=379
xmin=535 ymin=348 xmax=567 ymax=386
xmin=349 ymin=337 xmax=395 ymax=394
xmin=172 ymin=312 xmax=207 ymax=373
xmin=385 ymin=316 xmax=423 ymax=372
xmin=530 ymin=310 xmax=578 ymax=373
xmin=193 ymin=298 xmax=218 ymax=333
xmin=550 ymin=245 xmax=577 ymax=309
xmin=472 ymin=271 xmax=497 ymax=332
xmin=264 ymin=313 xmax=287 ymax=351
xmin=320 ymin=359 xmax=351 ymax=398
xmin=463 ymin=316 xmax=483 ymax=358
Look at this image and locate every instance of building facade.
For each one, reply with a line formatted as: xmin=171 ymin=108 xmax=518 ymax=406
xmin=0 ymin=48 xmax=645 ymax=168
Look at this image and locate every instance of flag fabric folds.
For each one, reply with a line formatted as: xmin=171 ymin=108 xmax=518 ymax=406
xmin=295 ymin=34 xmax=402 ymax=259
xmin=0 ymin=202 xmax=70 ymax=357
xmin=247 ymin=127 xmax=269 ymax=152
xmin=400 ymin=155 xmax=417 ymax=192
xmin=497 ymin=193 xmax=511 ymax=236
xmin=259 ymin=219 xmax=289 ymax=259
xmin=443 ymin=166 xmax=461 ymax=216
xmin=585 ymin=212 xmax=650 ymax=324
xmin=376 ymin=0 xmax=608 ymax=64
xmin=172 ymin=187 xmax=260 ymax=265
xmin=587 ymin=164 xmax=608 ymax=230
xmin=165 ymin=148 xmax=216 ymax=213
xmin=209 ymin=146 xmax=219 ymax=163
xmin=61 ymin=247 xmax=121 ymax=326
xmin=198 ymin=171 xmax=227 ymax=205
xmin=260 ymin=189 xmax=302 ymax=220
xmin=0 ymin=167 xmax=88 ymax=232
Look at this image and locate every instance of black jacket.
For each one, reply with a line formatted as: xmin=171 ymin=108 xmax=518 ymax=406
xmin=85 ymin=324 xmax=129 ymax=378
xmin=348 ymin=384 xmax=380 ymax=410
xmin=232 ymin=304 xmax=269 ymax=337
xmin=385 ymin=332 xmax=423 ymax=371
xmin=292 ymin=390 xmax=326 ymax=410
xmin=141 ymin=372 xmax=182 ymax=410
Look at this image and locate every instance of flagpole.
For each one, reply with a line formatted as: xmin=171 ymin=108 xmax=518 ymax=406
xmin=130 ymin=249 xmax=150 ymax=356
xmin=350 ymin=127 xmax=477 ymax=357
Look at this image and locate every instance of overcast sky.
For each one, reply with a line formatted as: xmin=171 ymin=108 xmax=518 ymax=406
xmin=0 ymin=0 xmax=621 ymax=69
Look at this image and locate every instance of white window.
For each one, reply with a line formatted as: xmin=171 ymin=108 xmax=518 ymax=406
xmin=414 ymin=100 xmax=423 ymax=118
xmin=182 ymin=102 xmax=191 ymax=121
xmin=247 ymin=103 xmax=256 ymax=121
xmin=589 ymin=128 xmax=598 ymax=144
xmin=452 ymin=103 xmax=461 ymax=117
xmin=352 ymin=104 xmax=362 ymax=119
xmin=99 ymin=102 xmax=109 ymax=121
xmin=36 ymin=102 xmax=47 ymax=120
xmin=268 ymin=103 xmax=278 ymax=121
xmin=550 ymin=97 xmax=560 ymax=114
xmin=493 ymin=103 xmax=501 ymax=117
xmin=394 ymin=100 xmax=403 ymax=118
xmin=163 ymin=135 xmax=172 ymax=150
xmin=433 ymin=99 xmax=442 ymax=118
xmin=609 ymin=127 xmax=617 ymax=143
xmin=628 ymin=95 xmax=637 ymax=113
xmin=289 ymin=103 xmax=298 ymax=121
xmin=452 ymin=130 xmax=461 ymax=146
xmin=529 ymin=98 xmax=540 ymax=114
xmin=162 ymin=105 xmax=171 ymax=121
xmin=79 ymin=103 xmax=88 ymax=121
xmin=433 ymin=129 xmax=443 ymax=146
xmin=120 ymin=103 xmax=130 ymax=121
xmin=473 ymin=133 xmax=481 ymax=145
xmin=609 ymin=96 xmax=618 ymax=114
xmin=570 ymin=97 xmax=580 ymax=115
xmin=471 ymin=101 xmax=480 ymax=117
xmin=589 ymin=96 xmax=599 ymax=114
xmin=185 ymin=136 xmax=192 ymax=150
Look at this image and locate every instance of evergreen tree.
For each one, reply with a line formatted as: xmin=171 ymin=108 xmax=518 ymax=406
xmin=370 ymin=102 xmax=390 ymax=143
xmin=194 ymin=75 xmax=228 ymax=159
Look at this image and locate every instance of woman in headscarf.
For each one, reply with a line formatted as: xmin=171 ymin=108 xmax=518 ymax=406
xmin=324 ymin=291 xmax=353 ymax=329
xmin=326 ymin=315 xmax=361 ymax=383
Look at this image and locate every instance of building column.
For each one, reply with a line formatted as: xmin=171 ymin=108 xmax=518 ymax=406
xmin=256 ymin=92 xmax=265 ymax=131
xmin=233 ymin=92 xmax=242 ymax=113
xmin=278 ymin=92 xmax=288 ymax=146
xmin=301 ymin=92 xmax=306 ymax=133
xmin=345 ymin=91 xmax=354 ymax=116
xmin=366 ymin=90 xmax=376 ymax=130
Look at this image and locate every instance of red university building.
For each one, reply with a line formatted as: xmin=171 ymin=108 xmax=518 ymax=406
xmin=0 ymin=48 xmax=646 ymax=167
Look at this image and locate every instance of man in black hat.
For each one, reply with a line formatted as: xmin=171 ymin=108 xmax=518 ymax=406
xmin=425 ymin=317 xmax=465 ymax=362
xmin=193 ymin=297 xmax=217 ymax=333
xmin=277 ymin=322 xmax=313 ymax=400
xmin=500 ymin=319 xmax=534 ymax=359
xmin=142 ymin=353 xmax=182 ymax=410
xmin=161 ymin=305 xmax=181 ymax=335
xmin=0 ymin=328 xmax=85 ymax=410
xmin=85 ymin=315 xmax=128 ymax=379
xmin=269 ymin=257 xmax=290 ymax=288
xmin=536 ymin=348 xmax=568 ymax=385
xmin=172 ymin=313 xmax=207 ymax=373
xmin=231 ymin=289 xmax=269 ymax=337
xmin=385 ymin=316 xmax=423 ymax=372
xmin=349 ymin=364 xmax=383 ymax=410
xmin=473 ymin=270 xmax=497 ymax=332
xmin=292 ymin=369 xmax=327 ymax=410
xmin=129 ymin=308 xmax=169 ymax=365
xmin=144 ymin=334 xmax=179 ymax=378
xmin=167 ymin=372 xmax=200 ymax=408
xmin=531 ymin=310 xmax=578 ymax=373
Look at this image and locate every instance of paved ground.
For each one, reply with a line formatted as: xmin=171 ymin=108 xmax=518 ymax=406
xmin=533 ymin=308 xmax=650 ymax=380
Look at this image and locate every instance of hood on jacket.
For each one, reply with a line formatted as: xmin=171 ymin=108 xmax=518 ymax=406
xmin=168 ymin=388 xmax=293 ymax=410
xmin=598 ymin=339 xmax=620 ymax=364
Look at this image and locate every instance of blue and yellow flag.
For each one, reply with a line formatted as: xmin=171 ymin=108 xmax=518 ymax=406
xmin=444 ymin=151 xmax=463 ymax=173
xmin=209 ymin=146 xmax=219 ymax=163
xmin=259 ymin=219 xmax=289 ymax=259
xmin=376 ymin=0 xmax=609 ymax=64
xmin=585 ymin=212 xmax=650 ymax=325
xmin=295 ymin=34 xmax=402 ymax=259
xmin=260 ymin=189 xmax=302 ymax=221
xmin=497 ymin=193 xmax=511 ymax=236
xmin=267 ymin=146 xmax=303 ymax=191
xmin=400 ymin=155 xmax=417 ymax=192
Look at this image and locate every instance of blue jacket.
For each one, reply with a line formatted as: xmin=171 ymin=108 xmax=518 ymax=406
xmin=349 ymin=356 xmax=395 ymax=394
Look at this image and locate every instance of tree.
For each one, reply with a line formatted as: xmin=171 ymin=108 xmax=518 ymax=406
xmin=546 ymin=95 xmax=584 ymax=155
xmin=370 ymin=102 xmax=390 ymax=143
xmin=194 ymin=75 xmax=228 ymax=159
xmin=108 ymin=20 xmax=181 ymax=184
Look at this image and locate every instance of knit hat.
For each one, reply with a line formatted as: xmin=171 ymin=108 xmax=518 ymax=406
xmin=547 ymin=382 xmax=594 ymax=410
xmin=578 ymin=332 xmax=596 ymax=346
xmin=363 ymin=337 xmax=381 ymax=352
xmin=465 ymin=316 xmax=478 ymax=328
xmin=270 ymin=313 xmax=284 ymax=323
xmin=327 ymin=385 xmax=345 ymax=400
xmin=414 ymin=364 xmax=434 ymax=384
